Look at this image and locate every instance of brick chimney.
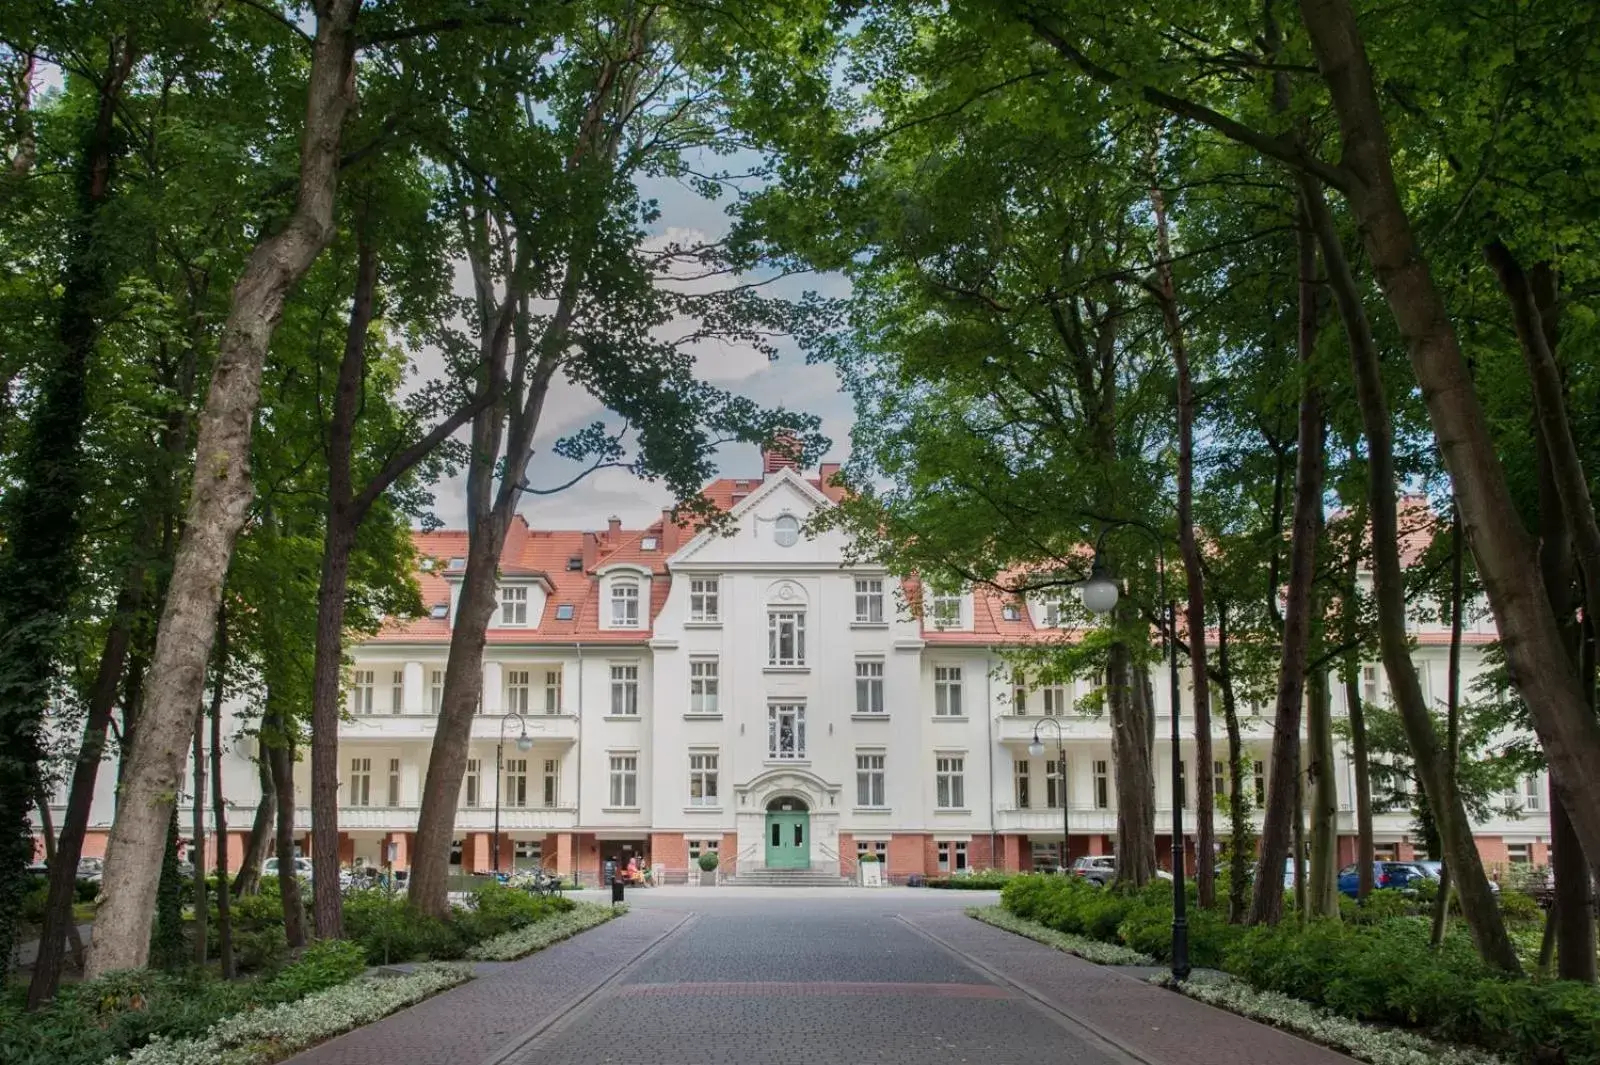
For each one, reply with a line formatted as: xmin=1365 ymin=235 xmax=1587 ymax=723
xmin=606 ymin=515 xmax=622 ymax=539
xmin=581 ymin=531 xmax=599 ymax=571
xmin=761 ymin=428 xmax=803 ymax=477
xmin=659 ymin=508 xmax=682 ymax=553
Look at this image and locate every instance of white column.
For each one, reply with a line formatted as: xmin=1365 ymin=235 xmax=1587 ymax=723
xmin=402 ymin=661 xmax=424 ymax=713
xmin=483 ymin=661 xmax=503 ymax=713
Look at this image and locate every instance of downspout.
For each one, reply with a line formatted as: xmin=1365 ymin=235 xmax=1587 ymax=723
xmin=574 ymin=642 xmax=584 ymax=881
xmin=987 ymin=651 xmax=998 ymax=870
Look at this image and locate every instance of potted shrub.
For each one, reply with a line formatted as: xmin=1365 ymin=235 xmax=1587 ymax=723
xmin=697 ymin=851 xmax=720 ymax=886
xmin=858 ymin=851 xmax=884 ymax=887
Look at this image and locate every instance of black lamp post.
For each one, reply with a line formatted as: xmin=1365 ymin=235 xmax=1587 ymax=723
xmin=1028 ymin=718 xmax=1070 ymax=873
xmin=1080 ymin=520 xmax=1190 ymax=982
xmin=494 ymin=712 xmax=534 ymax=874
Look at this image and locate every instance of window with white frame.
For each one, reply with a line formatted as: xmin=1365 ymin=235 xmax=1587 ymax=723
xmin=1507 ymin=842 xmax=1532 ymax=866
xmin=350 ymin=670 xmax=374 ymax=715
xmin=689 ymin=752 xmax=719 ymax=806
xmin=937 ymin=841 xmax=969 ymax=873
xmin=854 ymin=578 xmax=885 ymax=623
xmin=1093 ymin=759 xmax=1110 ymax=809
xmin=1362 ymin=664 xmax=1379 ymax=708
xmin=1523 ymin=775 xmax=1543 ymax=811
xmin=1046 ymin=760 xmax=1064 ymax=809
xmin=856 ymin=839 xmax=888 ymax=865
xmin=611 ymin=580 xmax=640 ymax=627
xmin=1011 ymin=670 xmax=1027 ymax=715
xmin=773 ymin=513 xmax=800 ymax=547
xmin=935 ymin=755 xmax=966 ymax=809
xmin=1042 ymin=597 xmax=1065 ymax=628
xmin=506 ymin=670 xmax=530 ymax=713
xmin=391 ymin=670 xmax=404 ymax=714
xmin=930 ymin=588 xmax=962 ymax=628
xmin=855 ymin=658 xmax=885 ymax=714
xmin=690 ymin=658 xmax=720 ymax=714
xmin=767 ymin=610 xmax=806 ymax=666
xmin=688 ymin=838 xmax=719 ymax=861
xmin=610 ymin=664 xmax=639 ymax=716
xmin=348 ymin=757 xmax=372 ymax=806
xmin=689 ymin=577 xmax=720 ymax=622
xmin=464 ymin=759 xmax=480 ymax=808
xmin=768 ymin=703 xmax=805 ymax=760
xmin=504 ymin=758 xmax=528 ymax=807
xmin=542 ymin=759 xmax=560 ymax=808
xmin=387 ymin=758 xmax=401 ymax=807
xmin=500 ymin=585 xmax=528 ymax=626
xmin=1213 ymin=760 xmax=1226 ymax=797
xmin=1015 ymin=761 xmax=1030 ymax=809
xmin=543 ymin=669 xmax=562 ymax=713
xmin=856 ymin=752 xmax=886 ymax=807
xmin=608 ymin=754 xmax=638 ymax=807
xmin=1253 ymin=759 xmax=1267 ymax=805
xmin=934 ymin=666 xmax=963 ymax=716
xmin=1041 ymin=684 xmax=1067 ymax=716
xmin=429 ymin=670 xmax=444 ymax=713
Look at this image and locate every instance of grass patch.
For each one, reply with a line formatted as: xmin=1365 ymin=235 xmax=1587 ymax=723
xmin=968 ymin=906 xmax=1155 ymax=966
xmin=467 ymin=902 xmax=624 ymax=961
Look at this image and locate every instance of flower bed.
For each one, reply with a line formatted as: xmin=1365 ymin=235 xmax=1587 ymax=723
xmin=118 ymin=963 xmax=471 ymax=1065
xmin=467 ymin=902 xmax=624 ymax=961
xmin=968 ymin=906 xmax=1154 ymax=965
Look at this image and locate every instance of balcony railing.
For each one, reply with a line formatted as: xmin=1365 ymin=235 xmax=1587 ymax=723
xmin=294 ymin=804 xmax=578 ymax=832
xmin=994 ymin=806 xmax=1117 ymax=833
xmin=339 ymin=710 xmax=579 ymax=743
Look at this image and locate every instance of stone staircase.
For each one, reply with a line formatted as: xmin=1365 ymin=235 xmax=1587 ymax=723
xmin=725 ymin=864 xmax=853 ymax=887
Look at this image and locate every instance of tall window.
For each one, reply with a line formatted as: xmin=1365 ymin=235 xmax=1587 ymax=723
xmin=1523 ymin=775 xmax=1543 ymax=812
xmin=937 ymin=841 xmax=969 ymax=873
xmin=689 ymin=752 xmax=719 ymax=806
xmin=608 ymin=754 xmax=638 ymax=807
xmin=1213 ymin=760 xmax=1226 ymax=797
xmin=854 ymin=578 xmax=885 ymax=623
xmin=1011 ymin=671 xmax=1027 ymax=715
xmin=1093 ymin=760 xmax=1110 ymax=809
xmin=430 ymin=670 xmax=444 ymax=713
xmin=348 ymin=758 xmax=371 ymax=806
xmin=930 ymin=589 xmax=962 ymax=628
xmin=1046 ymin=760 xmax=1064 ymax=809
xmin=857 ymin=752 xmax=886 ymax=807
xmin=544 ymin=669 xmax=563 ymax=714
xmin=506 ymin=670 xmax=530 ymax=713
xmin=767 ymin=610 xmax=806 ymax=666
xmin=1361 ymin=664 xmax=1379 ymax=708
xmin=934 ymin=666 xmax=963 ymax=716
xmin=689 ymin=577 xmax=720 ymax=622
xmin=350 ymin=670 xmax=374 ymax=715
xmin=391 ymin=670 xmax=404 ymax=714
xmin=387 ymin=758 xmax=401 ymax=807
xmin=500 ymin=585 xmax=528 ymax=626
xmin=768 ymin=703 xmax=805 ymax=759
xmin=935 ymin=756 xmax=966 ymax=809
xmin=1015 ymin=761 xmax=1030 ymax=809
xmin=1042 ymin=598 xmax=1064 ymax=628
xmin=690 ymin=658 xmax=720 ymax=714
xmin=542 ymin=759 xmax=560 ymax=808
xmin=611 ymin=580 xmax=640 ymax=627
xmin=855 ymin=659 xmax=885 ymax=714
xmin=1253 ymin=760 xmax=1267 ymax=805
xmin=464 ymin=759 xmax=480 ymax=808
xmin=504 ymin=758 xmax=528 ymax=807
xmin=610 ymin=664 xmax=639 ymax=716
xmin=1041 ymin=684 xmax=1067 ymax=716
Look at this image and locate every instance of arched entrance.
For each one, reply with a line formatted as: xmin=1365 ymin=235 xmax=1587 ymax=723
xmin=764 ymin=795 xmax=811 ymax=870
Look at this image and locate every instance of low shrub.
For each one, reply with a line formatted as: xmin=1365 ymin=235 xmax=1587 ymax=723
xmin=925 ymin=870 xmax=1013 ymax=890
xmin=458 ymin=882 xmax=573 ymax=942
xmin=698 ymin=852 xmax=720 ymax=872
xmin=468 ymin=901 xmax=623 ymax=961
xmin=969 ymin=905 xmax=1154 ymax=965
xmin=1496 ymin=889 xmax=1542 ymax=925
xmin=266 ymin=939 xmax=369 ymax=999
xmin=343 ymin=890 xmax=466 ymax=964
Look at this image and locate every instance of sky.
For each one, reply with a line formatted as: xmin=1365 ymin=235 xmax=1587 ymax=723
xmin=420 ymin=169 xmax=858 ymax=533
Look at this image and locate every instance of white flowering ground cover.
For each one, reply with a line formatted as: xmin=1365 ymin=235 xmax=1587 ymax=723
xmin=467 ymin=901 xmax=624 ymax=961
xmin=967 ymin=906 xmax=1156 ymax=965
xmin=113 ymin=963 xmax=472 ymax=1065
xmin=1155 ymin=973 xmax=1511 ymax=1065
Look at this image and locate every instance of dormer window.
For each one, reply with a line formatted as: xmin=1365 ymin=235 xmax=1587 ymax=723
xmin=566 ymin=556 xmax=583 ymax=571
xmin=641 ymin=536 xmax=658 ymax=550
xmin=448 ymin=557 xmax=465 ymax=571
xmin=429 ymin=603 xmax=448 ymax=620
xmin=611 ymin=580 xmax=640 ymax=627
xmin=555 ymin=604 xmax=575 ymax=621
xmin=774 ymin=514 xmax=800 ymax=548
xmin=500 ymin=585 xmax=528 ymax=626
xmin=930 ymin=589 xmax=962 ymax=629
xmin=1001 ymin=603 xmax=1022 ymax=622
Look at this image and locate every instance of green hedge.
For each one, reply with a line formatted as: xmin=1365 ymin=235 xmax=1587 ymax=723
xmin=343 ymin=882 xmax=574 ymax=965
xmin=999 ymin=874 xmax=1600 ymax=1064
xmin=925 ymin=870 xmax=1015 ymax=890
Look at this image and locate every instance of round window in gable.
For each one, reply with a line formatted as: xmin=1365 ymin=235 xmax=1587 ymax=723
xmin=774 ymin=514 xmax=800 ymax=548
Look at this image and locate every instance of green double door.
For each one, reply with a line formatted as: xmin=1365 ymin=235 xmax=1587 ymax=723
xmin=765 ymin=811 xmax=811 ymax=870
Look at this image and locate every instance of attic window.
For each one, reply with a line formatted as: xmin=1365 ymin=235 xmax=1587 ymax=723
xmin=566 ymin=556 xmax=583 ymax=571
xmin=641 ymin=536 xmax=658 ymax=550
xmin=429 ymin=603 xmax=448 ymax=619
xmin=555 ymin=604 xmax=575 ymax=621
xmin=448 ymin=557 xmax=465 ymax=571
xmin=1002 ymin=604 xmax=1021 ymax=622
xmin=420 ymin=558 xmax=435 ymax=572
xmin=731 ymin=493 xmax=748 ymax=505
xmin=735 ymin=480 xmax=751 ymax=489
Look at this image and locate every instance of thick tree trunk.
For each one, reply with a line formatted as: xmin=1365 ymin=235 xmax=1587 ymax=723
xmin=1307 ymin=659 xmax=1339 ymax=918
xmin=87 ymin=1 xmax=360 ymax=978
xmin=1151 ymin=177 xmax=1215 ymax=906
xmin=233 ymin=754 xmax=275 ymax=898
xmin=209 ymin=609 xmax=233 ymax=978
xmin=1249 ymin=209 xmax=1322 ymax=926
xmin=1430 ymin=508 xmax=1466 ymax=948
xmin=1108 ymin=639 xmax=1157 ymax=887
xmin=1298 ymin=0 xmax=1600 ymax=899
xmin=1216 ymin=600 xmax=1251 ymax=922
xmin=268 ymin=722 xmax=306 ymax=950
xmin=1299 ymin=178 xmax=1520 ymax=972
xmin=28 ymin=788 xmax=86 ymax=975
xmin=191 ymin=705 xmax=207 ymax=966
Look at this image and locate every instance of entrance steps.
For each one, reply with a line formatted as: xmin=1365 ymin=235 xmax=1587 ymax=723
xmin=725 ymin=865 xmax=852 ymax=887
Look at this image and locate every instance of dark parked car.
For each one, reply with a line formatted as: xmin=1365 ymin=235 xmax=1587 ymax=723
xmin=1336 ymin=861 xmax=1430 ymax=897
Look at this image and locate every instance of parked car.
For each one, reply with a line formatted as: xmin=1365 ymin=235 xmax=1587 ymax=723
xmin=263 ymin=856 xmax=314 ymax=881
xmin=1336 ymin=861 xmax=1430 ymax=897
xmin=1069 ymin=856 xmax=1173 ymax=887
xmin=1413 ymin=860 xmax=1500 ymax=894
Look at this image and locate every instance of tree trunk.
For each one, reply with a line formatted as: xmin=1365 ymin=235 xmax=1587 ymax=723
xmin=1297 ymin=0 xmax=1600 ymax=898
xmin=27 ymin=787 xmax=86 ymax=975
xmin=0 ymin=36 xmax=135 ymax=976
xmin=1216 ymin=600 xmax=1251 ymax=922
xmin=268 ymin=720 xmax=306 ymax=950
xmin=1151 ymin=176 xmax=1215 ymax=907
xmin=1430 ymin=507 xmax=1466 ymax=948
xmin=234 ymin=753 xmax=275 ymax=898
xmin=1341 ymin=496 xmax=1377 ymax=900
xmin=1299 ymin=178 xmax=1520 ymax=972
xmin=1307 ymin=657 xmax=1340 ymax=918
xmin=1108 ymin=639 xmax=1157 ymax=887
xmin=209 ymin=607 xmax=233 ymax=978
xmin=1249 ymin=207 xmax=1322 ymax=926
xmin=1553 ymin=621 xmax=1596 ymax=980
xmin=191 ymin=704 xmax=207 ymax=966
xmin=1292 ymin=750 xmax=1307 ymax=921
xmin=87 ymin=0 xmax=360 ymax=978
xmin=151 ymin=811 xmax=184 ymax=970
